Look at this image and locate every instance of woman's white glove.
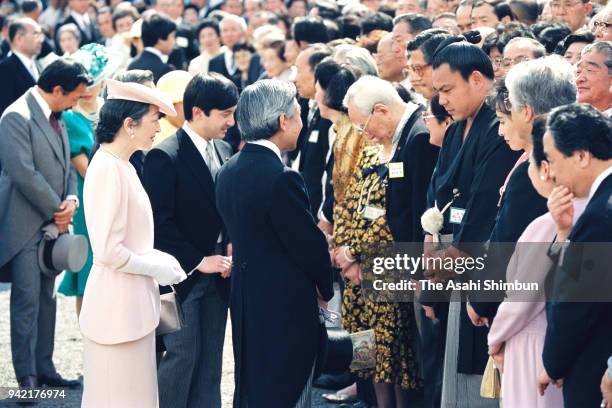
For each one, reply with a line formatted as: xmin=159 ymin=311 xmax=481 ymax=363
xmin=118 ymin=250 xmax=187 ymax=286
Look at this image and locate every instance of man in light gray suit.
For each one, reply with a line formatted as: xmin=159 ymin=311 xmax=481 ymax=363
xmin=0 ymin=59 xmax=91 ymax=389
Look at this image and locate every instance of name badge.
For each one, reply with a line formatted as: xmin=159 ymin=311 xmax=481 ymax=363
xmin=388 ymin=162 xmax=404 ymax=179
xmin=449 ymin=207 xmax=465 ymax=224
xmin=176 ymin=36 xmax=189 ymax=48
xmin=308 ymin=130 xmax=319 ymax=143
xmin=364 ymin=205 xmax=386 ymax=220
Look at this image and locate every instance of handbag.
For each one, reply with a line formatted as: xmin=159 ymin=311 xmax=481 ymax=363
xmin=349 ymin=329 xmax=376 ymax=371
xmin=480 ymin=356 xmax=502 ymax=399
xmin=156 ymin=286 xmax=185 ymax=336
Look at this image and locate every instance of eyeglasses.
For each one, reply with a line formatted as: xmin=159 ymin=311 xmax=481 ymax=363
xmin=408 ymin=63 xmax=431 ymax=76
xmin=550 ymin=0 xmax=583 ymax=10
xmin=593 ymin=21 xmax=612 ymax=31
xmin=356 ymin=112 xmax=373 ymax=134
xmin=491 ymin=57 xmax=503 ymax=67
xmin=502 ymin=56 xmax=530 ymax=69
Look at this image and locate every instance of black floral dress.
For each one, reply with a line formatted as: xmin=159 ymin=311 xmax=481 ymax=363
xmin=334 ymin=145 xmax=421 ymax=390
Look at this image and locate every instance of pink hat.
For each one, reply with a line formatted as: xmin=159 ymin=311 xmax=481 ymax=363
xmin=105 ymin=78 xmax=177 ymax=116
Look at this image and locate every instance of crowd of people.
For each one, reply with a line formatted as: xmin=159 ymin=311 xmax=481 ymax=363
xmin=0 ymin=0 xmax=611 ymax=407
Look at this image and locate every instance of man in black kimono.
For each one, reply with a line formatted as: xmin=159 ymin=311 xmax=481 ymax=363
xmin=537 ymin=103 xmax=612 ymax=408
xmin=216 ymin=80 xmax=334 ymax=408
xmin=425 ymin=37 xmax=520 ymax=407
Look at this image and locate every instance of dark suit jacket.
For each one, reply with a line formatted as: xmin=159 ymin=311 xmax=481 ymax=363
xmin=128 ymin=50 xmax=175 ymax=84
xmin=168 ymin=22 xmax=199 ymax=69
xmin=543 ymin=173 xmax=612 ymax=408
xmin=0 ymin=54 xmax=36 ymax=117
xmin=209 ymin=51 xmax=264 ymax=88
xmin=216 ymin=142 xmax=333 ymax=408
xmin=55 ymin=14 xmax=100 ymax=50
xmin=387 ymin=105 xmax=438 ymax=243
xmin=143 ymin=129 xmax=232 ymax=300
xmin=298 ymin=106 xmax=332 ymax=217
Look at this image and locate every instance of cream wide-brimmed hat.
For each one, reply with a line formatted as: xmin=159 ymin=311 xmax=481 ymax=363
xmin=105 ymin=78 xmax=177 ymax=116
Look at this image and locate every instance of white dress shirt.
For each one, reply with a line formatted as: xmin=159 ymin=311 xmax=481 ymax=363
xmin=13 ymin=50 xmax=38 ymax=81
xmin=70 ymin=10 xmax=91 ymax=36
xmin=144 ymin=46 xmax=169 ymax=64
xmin=588 ymin=165 xmax=612 ymax=204
xmin=249 ymin=139 xmax=282 ymax=162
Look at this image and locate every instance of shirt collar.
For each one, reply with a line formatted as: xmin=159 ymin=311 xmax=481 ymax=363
xmin=249 ymin=139 xmax=282 ymax=161
xmin=588 ymin=165 xmax=612 ymax=203
xmin=70 ymin=10 xmax=90 ymax=28
xmin=183 ymin=122 xmax=210 ymax=155
xmin=144 ymin=47 xmax=169 ymax=64
xmin=224 ymin=50 xmax=236 ymax=75
xmin=13 ymin=51 xmax=35 ymax=70
xmin=32 ymin=86 xmax=53 ymax=119
xmin=392 ymin=102 xmax=419 ymax=146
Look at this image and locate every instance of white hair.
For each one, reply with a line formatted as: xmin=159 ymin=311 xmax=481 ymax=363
xmin=332 ymin=45 xmax=378 ymax=76
xmin=503 ymin=36 xmax=546 ymax=58
xmin=343 ymin=75 xmax=403 ymax=115
xmin=505 ymin=55 xmax=576 ymax=115
xmin=220 ymin=15 xmax=247 ymax=32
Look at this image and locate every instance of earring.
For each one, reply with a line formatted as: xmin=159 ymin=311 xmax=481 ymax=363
xmin=540 ymin=175 xmax=546 ymax=181
xmin=130 ymin=133 xmax=135 ymax=139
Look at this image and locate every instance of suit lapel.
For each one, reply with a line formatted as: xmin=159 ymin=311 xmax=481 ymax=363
xmin=26 ymin=91 xmax=66 ymax=169
xmin=178 ymin=129 xmax=216 ymax=205
xmin=11 ymin=54 xmax=37 ymax=84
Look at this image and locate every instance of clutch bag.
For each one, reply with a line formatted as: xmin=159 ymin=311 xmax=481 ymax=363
xmin=480 ymin=356 xmax=502 ymax=399
xmin=349 ymin=329 xmax=376 ymax=371
xmin=156 ymin=287 xmax=184 ymax=336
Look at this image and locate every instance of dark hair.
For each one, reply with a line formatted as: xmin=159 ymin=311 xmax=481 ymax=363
xmin=263 ymin=39 xmax=287 ymax=62
xmin=546 ymin=103 xmax=612 ymax=160
xmin=432 ymin=32 xmax=495 ymax=80
xmin=21 ymin=0 xmax=40 ymax=14
xmin=496 ymin=24 xmax=535 ymax=53
xmin=558 ymin=31 xmax=595 ymax=56
xmin=314 ymin=59 xmax=361 ymax=112
xmin=394 ymin=13 xmax=433 ymax=35
xmin=112 ymin=6 xmax=139 ymax=31
xmin=482 ymin=32 xmax=499 ymax=56
xmin=292 ymin=16 xmax=329 ymax=45
xmin=114 ymin=69 xmax=155 ymax=84
xmin=336 ymin=14 xmax=362 ymax=40
xmin=141 ymin=12 xmax=176 ymax=48
xmin=508 ymin=0 xmax=540 ymax=25
xmin=38 ymin=59 xmax=92 ymax=93
xmin=324 ymin=19 xmax=342 ymax=41
xmin=184 ymin=3 xmax=199 ymax=14
xmin=313 ymin=0 xmax=340 ymax=20
xmin=530 ymin=114 xmax=548 ymax=167
xmin=407 ymin=28 xmax=449 ymax=51
xmin=8 ymin=18 xmax=32 ymax=43
xmin=493 ymin=2 xmax=515 ymax=22
xmin=420 ymin=33 xmax=453 ymax=63
xmin=393 ymin=83 xmax=421 ymax=104
xmin=361 ymin=12 xmax=393 ymax=36
xmin=287 ymin=0 xmax=307 ymax=9
xmin=96 ymin=99 xmax=150 ymax=144
xmin=490 ymin=79 xmax=511 ymax=115
xmin=196 ymin=18 xmax=220 ymax=39
xmin=232 ymin=41 xmax=255 ymax=54
xmin=183 ymin=73 xmax=239 ymax=120
xmin=305 ymin=43 xmax=332 ymax=71
xmin=430 ymin=93 xmax=450 ymax=123
xmin=535 ymin=23 xmax=571 ymax=54
xmin=378 ymin=4 xmax=396 ymax=18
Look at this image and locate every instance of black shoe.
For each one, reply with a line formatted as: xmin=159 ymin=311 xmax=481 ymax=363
xmin=38 ymin=375 xmax=81 ymax=389
xmin=17 ymin=375 xmax=37 ymax=406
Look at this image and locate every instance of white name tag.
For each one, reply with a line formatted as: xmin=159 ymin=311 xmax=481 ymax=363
xmin=449 ymin=207 xmax=465 ymax=225
xmin=176 ymin=36 xmax=189 ymax=48
xmin=364 ymin=205 xmax=386 ymax=220
xmin=308 ymin=130 xmax=319 ymax=143
xmin=388 ymin=162 xmax=404 ymax=179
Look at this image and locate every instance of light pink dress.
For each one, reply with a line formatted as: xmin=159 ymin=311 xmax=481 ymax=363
xmin=487 ymin=199 xmax=587 ymax=408
xmin=80 ymin=149 xmax=161 ymax=407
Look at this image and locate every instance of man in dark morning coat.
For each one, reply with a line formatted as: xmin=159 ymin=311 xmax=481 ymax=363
xmin=216 ymin=80 xmax=334 ymax=408
xmin=54 ymin=0 xmax=100 ymax=48
xmin=537 ymin=103 xmax=612 ymax=408
xmin=0 ymin=59 xmax=90 ymax=389
xmin=143 ymin=73 xmax=238 ymax=408
xmin=128 ymin=12 xmax=177 ymax=83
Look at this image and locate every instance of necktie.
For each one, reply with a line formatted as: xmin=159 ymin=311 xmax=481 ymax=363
xmin=29 ymin=61 xmax=39 ymax=81
xmin=205 ymin=142 xmax=220 ymax=180
xmin=49 ymin=113 xmax=62 ymax=137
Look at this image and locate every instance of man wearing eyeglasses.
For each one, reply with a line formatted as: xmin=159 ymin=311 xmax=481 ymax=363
xmin=591 ymin=7 xmax=612 ymax=41
xmin=500 ymin=36 xmax=546 ymax=78
xmin=550 ymin=0 xmax=592 ymax=33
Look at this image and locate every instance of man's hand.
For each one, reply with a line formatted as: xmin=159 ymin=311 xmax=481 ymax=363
xmin=54 ymin=200 xmax=77 ymax=233
xmin=424 ymin=249 xmax=456 ymax=282
xmin=537 ymin=368 xmax=563 ymax=396
xmin=422 ymin=305 xmax=437 ymax=321
xmin=467 ymin=302 xmax=489 ymax=327
xmin=334 ymin=246 xmax=355 ymax=269
xmin=226 ymin=243 xmax=233 ymax=258
xmin=547 ymin=186 xmax=574 ymax=242
xmin=198 ymin=255 xmax=232 ymax=278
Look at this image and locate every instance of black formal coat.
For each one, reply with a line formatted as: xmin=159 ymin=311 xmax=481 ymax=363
xmin=216 ymin=142 xmax=334 ymax=408
xmin=298 ymin=106 xmax=332 ymax=217
xmin=55 ymin=14 xmax=100 ymax=50
xmin=209 ymin=51 xmax=265 ymax=87
xmin=470 ymin=160 xmax=548 ymax=320
xmin=143 ymin=129 xmax=232 ymax=300
xmin=432 ymin=103 xmax=521 ymax=374
xmin=127 ymin=50 xmax=175 ymax=84
xmin=0 ymin=53 xmax=36 ymax=117
xmin=543 ymin=173 xmax=612 ymax=408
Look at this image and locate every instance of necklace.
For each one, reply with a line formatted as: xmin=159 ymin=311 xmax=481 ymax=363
xmin=100 ymin=145 xmax=125 ymax=161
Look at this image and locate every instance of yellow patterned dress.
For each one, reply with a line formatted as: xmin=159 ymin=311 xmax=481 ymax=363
xmin=335 ymin=145 xmax=421 ymax=390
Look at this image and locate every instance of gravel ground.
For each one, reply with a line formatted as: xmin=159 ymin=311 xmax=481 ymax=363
xmin=0 ymin=281 xmax=339 ymax=408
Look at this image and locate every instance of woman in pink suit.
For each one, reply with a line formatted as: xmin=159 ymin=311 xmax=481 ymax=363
xmin=80 ymin=79 xmax=186 ymax=407
xmin=487 ymin=117 xmax=586 ymax=408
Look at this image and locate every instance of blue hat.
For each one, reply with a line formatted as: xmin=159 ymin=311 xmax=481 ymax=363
xmin=69 ymin=43 xmax=122 ymax=86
